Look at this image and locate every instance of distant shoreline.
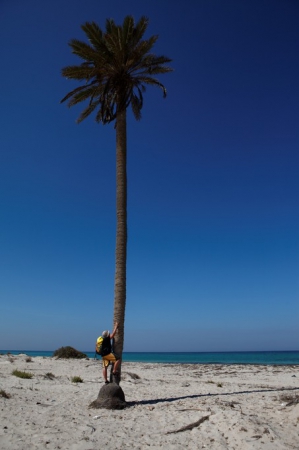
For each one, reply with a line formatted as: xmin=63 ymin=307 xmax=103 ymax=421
xmin=1 ymin=350 xmax=299 ymax=365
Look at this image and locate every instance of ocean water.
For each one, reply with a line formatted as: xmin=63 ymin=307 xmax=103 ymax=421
xmin=1 ymin=350 xmax=299 ymax=365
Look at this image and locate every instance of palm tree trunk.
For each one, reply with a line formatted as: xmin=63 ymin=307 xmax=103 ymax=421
xmin=113 ymin=108 xmax=127 ymax=376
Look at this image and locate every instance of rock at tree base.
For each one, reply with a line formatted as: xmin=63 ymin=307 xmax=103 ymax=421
xmin=89 ymin=383 xmax=126 ymax=410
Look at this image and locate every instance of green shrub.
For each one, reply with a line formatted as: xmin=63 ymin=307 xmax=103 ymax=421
xmin=12 ymin=369 xmax=33 ymax=379
xmin=217 ymin=382 xmax=223 ymax=387
xmin=71 ymin=376 xmax=83 ymax=383
xmin=53 ymin=346 xmax=87 ymax=359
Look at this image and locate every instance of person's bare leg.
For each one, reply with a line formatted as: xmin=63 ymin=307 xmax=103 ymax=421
xmin=102 ymin=366 xmax=108 ymax=382
xmin=112 ymin=360 xmax=121 ymax=384
xmin=113 ymin=359 xmax=121 ymax=373
xmin=109 ymin=363 xmax=114 ymax=382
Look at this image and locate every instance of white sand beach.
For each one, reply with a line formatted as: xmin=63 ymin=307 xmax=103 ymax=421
xmin=0 ymin=353 xmax=298 ymax=449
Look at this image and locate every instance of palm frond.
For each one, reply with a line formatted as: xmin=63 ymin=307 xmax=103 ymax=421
xmin=130 ymin=35 xmax=158 ymax=60
xmin=145 ymin=54 xmax=173 ymax=66
xmin=130 ymin=85 xmax=144 ymax=120
xmin=68 ymin=86 xmax=98 ymax=107
xmin=131 ymin=16 xmax=149 ymax=48
xmin=60 ymin=82 xmax=96 ymax=104
xmin=105 ymin=18 xmax=117 ymax=36
xmin=130 ymin=94 xmax=142 ymax=120
xmin=138 ymin=76 xmax=167 ymax=97
xmin=77 ymin=102 xmax=98 ymax=123
xmin=122 ymin=16 xmax=134 ymax=46
xmin=135 ymin=54 xmax=172 ymax=72
xmin=81 ymin=22 xmax=103 ymax=51
xmin=69 ymin=39 xmax=98 ymax=61
xmin=142 ymin=64 xmax=173 ymax=76
xmin=61 ymin=65 xmax=95 ymax=81
xmin=105 ymin=28 xmax=123 ymax=59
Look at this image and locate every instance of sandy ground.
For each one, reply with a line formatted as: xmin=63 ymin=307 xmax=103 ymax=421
xmin=0 ymin=353 xmax=298 ymax=449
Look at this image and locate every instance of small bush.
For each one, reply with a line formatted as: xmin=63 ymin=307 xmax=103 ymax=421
xmin=12 ymin=369 xmax=33 ymax=379
xmin=207 ymin=380 xmax=215 ymax=384
xmin=0 ymin=389 xmax=11 ymax=399
xmin=280 ymin=394 xmax=298 ymax=402
xmin=126 ymin=372 xmax=141 ymax=380
xmin=44 ymin=372 xmax=55 ymax=380
xmin=25 ymin=357 xmax=32 ymax=363
xmin=53 ymin=346 xmax=87 ymax=359
xmin=71 ymin=376 xmax=83 ymax=383
xmin=280 ymin=394 xmax=299 ymax=405
xmin=217 ymin=382 xmax=223 ymax=387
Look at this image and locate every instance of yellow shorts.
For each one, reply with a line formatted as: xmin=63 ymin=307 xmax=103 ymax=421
xmin=102 ymin=353 xmax=118 ymax=368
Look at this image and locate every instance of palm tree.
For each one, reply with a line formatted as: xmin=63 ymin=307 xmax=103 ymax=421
xmin=61 ymin=16 xmax=172 ymax=388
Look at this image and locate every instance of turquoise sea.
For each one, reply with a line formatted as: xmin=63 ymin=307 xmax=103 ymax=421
xmin=1 ymin=350 xmax=299 ymax=365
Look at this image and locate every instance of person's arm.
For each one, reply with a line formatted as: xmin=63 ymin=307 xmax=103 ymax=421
xmin=110 ymin=322 xmax=119 ymax=339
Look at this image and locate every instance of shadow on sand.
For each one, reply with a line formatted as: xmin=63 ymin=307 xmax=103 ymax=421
xmin=127 ymin=386 xmax=299 ymax=407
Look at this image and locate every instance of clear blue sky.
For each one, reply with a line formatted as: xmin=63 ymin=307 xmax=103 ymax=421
xmin=1 ymin=0 xmax=298 ymax=352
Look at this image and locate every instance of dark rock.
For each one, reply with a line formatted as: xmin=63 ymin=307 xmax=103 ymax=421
xmin=89 ymin=383 xmax=127 ymax=410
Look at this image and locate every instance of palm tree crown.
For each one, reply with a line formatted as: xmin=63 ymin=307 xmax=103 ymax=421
xmin=61 ymin=15 xmax=172 ymax=123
